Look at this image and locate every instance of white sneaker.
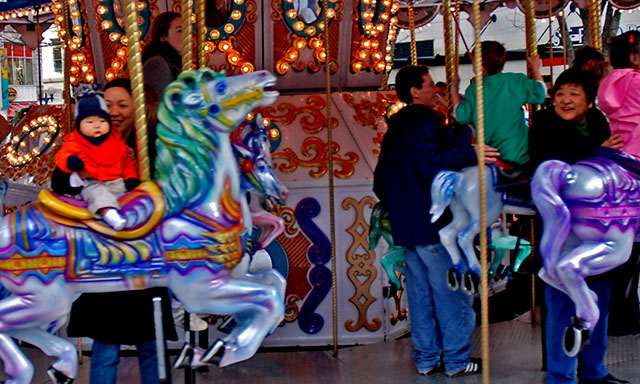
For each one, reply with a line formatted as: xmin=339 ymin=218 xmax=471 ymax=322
xmin=173 ymin=309 xmax=208 ymax=332
xmin=103 ymin=209 xmax=126 ymax=230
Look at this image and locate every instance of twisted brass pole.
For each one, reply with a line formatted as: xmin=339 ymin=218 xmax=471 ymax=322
xmin=589 ymin=0 xmax=602 ymax=51
xmin=182 ymin=0 xmax=194 ymax=70
xmin=472 ymin=0 xmax=490 ymax=382
xmin=323 ymin=0 xmax=338 ymax=358
xmin=454 ymin=0 xmax=461 ymax=74
xmin=524 ymin=0 xmax=538 ymax=58
xmin=123 ymin=0 xmax=150 ymax=181
xmin=408 ymin=0 xmax=417 ymax=65
xmin=196 ymin=0 xmax=207 ymax=68
xmin=443 ymin=0 xmax=455 ymax=116
xmin=62 ymin=2 xmax=72 ymax=134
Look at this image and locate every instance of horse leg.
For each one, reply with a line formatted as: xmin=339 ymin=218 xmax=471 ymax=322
xmin=0 ymin=333 xmax=33 ymax=384
xmin=438 ymin=198 xmax=469 ymax=274
xmin=556 ymin=232 xmax=634 ymax=331
xmin=9 ymin=328 xmax=77 ymax=381
xmin=169 ymin=272 xmax=284 ymax=368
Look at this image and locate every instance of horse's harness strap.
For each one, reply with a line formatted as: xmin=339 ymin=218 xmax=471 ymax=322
xmin=569 ymin=205 xmax=640 ymax=220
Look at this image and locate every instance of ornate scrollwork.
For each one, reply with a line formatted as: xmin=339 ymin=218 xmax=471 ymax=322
xmin=342 ymin=92 xmax=397 ymax=130
xmin=272 ymin=137 xmax=358 ymax=179
xmin=259 ymin=95 xmax=338 ymax=134
xmin=342 ymin=196 xmax=381 ymax=332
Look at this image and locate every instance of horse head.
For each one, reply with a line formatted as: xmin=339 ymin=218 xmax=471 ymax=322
xmin=162 ymin=69 xmax=278 ymax=135
xmin=232 ymin=116 xmax=288 ymax=210
xmin=156 ymin=69 xmax=280 ymax=215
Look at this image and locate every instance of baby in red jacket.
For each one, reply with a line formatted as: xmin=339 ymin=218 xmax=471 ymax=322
xmin=54 ymin=92 xmax=140 ymax=230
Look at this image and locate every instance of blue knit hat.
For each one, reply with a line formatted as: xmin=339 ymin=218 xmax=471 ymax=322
xmin=74 ymin=93 xmax=111 ymax=129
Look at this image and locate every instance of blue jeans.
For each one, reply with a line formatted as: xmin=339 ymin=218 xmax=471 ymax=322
xmin=90 ymin=340 xmax=159 ymax=384
xmin=545 ymin=280 xmax=610 ymax=384
xmin=404 ymin=244 xmax=476 ymax=374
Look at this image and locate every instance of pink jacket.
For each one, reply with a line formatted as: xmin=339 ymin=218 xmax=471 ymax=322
xmin=597 ymin=68 xmax=640 ymax=157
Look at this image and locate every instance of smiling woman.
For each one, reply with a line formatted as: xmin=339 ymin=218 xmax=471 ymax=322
xmin=528 ymin=68 xmax=610 ymax=170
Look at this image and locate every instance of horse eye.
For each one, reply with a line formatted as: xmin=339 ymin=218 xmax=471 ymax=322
xmin=216 ymin=82 xmax=227 ymax=94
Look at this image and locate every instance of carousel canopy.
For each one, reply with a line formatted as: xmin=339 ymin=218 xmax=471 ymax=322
xmin=0 ymin=0 xmax=50 ymax=12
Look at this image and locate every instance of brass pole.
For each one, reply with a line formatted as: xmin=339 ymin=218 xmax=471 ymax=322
xmin=323 ymin=0 xmax=338 ymax=358
xmin=123 ymin=0 xmax=150 ymax=181
xmin=472 ymin=0 xmax=490 ymax=382
xmin=408 ymin=0 xmax=417 ymax=65
xmin=196 ymin=0 xmax=207 ymax=68
xmin=443 ymin=0 xmax=456 ymax=116
xmin=182 ymin=0 xmax=194 ymax=70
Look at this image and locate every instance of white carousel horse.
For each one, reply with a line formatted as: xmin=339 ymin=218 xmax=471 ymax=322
xmin=0 ymin=69 xmax=285 ymax=384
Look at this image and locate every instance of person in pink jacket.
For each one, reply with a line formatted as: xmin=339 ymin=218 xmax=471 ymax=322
xmin=597 ymin=31 xmax=640 ymax=157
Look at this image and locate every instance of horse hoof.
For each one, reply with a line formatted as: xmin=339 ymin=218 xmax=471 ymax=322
xmin=563 ymin=318 xmax=591 ymax=357
xmin=382 ymin=285 xmax=398 ymax=299
xmin=47 ymin=367 xmax=74 ymax=384
xmin=172 ymin=343 xmax=194 ymax=369
xmin=462 ymin=273 xmax=478 ymax=296
xmin=217 ymin=316 xmax=237 ymax=334
xmin=200 ymin=339 xmax=225 ymax=366
xmin=447 ymin=269 xmax=460 ymax=291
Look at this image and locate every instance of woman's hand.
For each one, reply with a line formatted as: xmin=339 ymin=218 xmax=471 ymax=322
xmin=473 ymin=144 xmax=500 ymax=164
xmin=602 ymin=133 xmax=624 ymax=149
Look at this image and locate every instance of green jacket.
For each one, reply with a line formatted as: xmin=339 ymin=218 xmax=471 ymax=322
xmin=455 ymin=72 xmax=546 ymax=166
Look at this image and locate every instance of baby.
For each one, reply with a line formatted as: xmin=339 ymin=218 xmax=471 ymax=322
xmin=54 ymin=91 xmax=139 ymax=230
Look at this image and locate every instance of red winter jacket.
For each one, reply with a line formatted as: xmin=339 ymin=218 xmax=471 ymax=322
xmin=54 ymin=128 xmax=138 ymax=182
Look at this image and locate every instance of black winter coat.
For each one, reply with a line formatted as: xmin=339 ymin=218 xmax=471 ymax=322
xmin=373 ymin=104 xmax=478 ymax=246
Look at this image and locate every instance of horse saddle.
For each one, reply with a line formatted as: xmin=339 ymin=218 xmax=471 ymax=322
xmin=487 ymin=165 xmax=535 ymax=209
xmin=37 ymin=182 xmax=166 ymax=240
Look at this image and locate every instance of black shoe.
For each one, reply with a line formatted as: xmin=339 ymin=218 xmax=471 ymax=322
xmin=418 ymin=361 xmax=444 ymax=375
xmin=445 ymin=358 xmax=482 ymax=377
xmin=579 ymin=374 xmax=631 ymax=384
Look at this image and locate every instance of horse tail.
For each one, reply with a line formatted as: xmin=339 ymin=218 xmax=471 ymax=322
xmin=531 ymin=160 xmax=573 ymax=269
xmin=430 ymin=170 xmax=461 ymax=223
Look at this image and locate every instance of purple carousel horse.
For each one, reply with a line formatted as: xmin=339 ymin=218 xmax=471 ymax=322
xmin=531 ymin=147 xmax=640 ymax=356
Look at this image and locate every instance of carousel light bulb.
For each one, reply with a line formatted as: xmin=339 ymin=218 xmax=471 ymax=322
xmin=270 ymin=128 xmax=280 ymax=139
xmin=247 ymin=112 xmax=254 ymax=120
xmin=17 ymin=11 xmax=24 ymax=17
xmin=97 ymin=5 xmax=108 ymax=15
xmin=262 ymin=118 xmax=270 ymax=127
xmin=71 ymin=10 xmax=79 ymax=18
xmin=137 ymin=2 xmax=147 ymax=11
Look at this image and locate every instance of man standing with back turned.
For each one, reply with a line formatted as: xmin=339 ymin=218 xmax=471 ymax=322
xmin=374 ymin=65 xmax=497 ymax=377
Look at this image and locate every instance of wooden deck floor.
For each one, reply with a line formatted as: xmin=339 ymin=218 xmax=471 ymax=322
xmin=5 ymin=313 xmax=640 ymax=383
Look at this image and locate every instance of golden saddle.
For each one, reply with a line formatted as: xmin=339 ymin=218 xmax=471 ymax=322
xmin=37 ymin=181 xmax=166 ymax=240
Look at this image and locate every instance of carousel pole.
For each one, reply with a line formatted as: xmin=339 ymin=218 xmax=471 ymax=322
xmin=524 ymin=0 xmax=538 ymax=59
xmin=454 ymin=0 xmax=461 ymax=74
xmin=560 ymin=10 xmax=568 ymax=69
xmin=123 ymin=0 xmax=149 ymax=181
xmin=36 ymin=6 xmax=43 ymax=105
xmin=62 ymin=2 xmax=72 ymax=134
xmin=323 ymin=0 xmax=339 ymax=358
xmin=196 ymin=0 xmax=207 ymax=68
xmin=471 ymin=1 xmax=490 ymax=383
xmin=443 ymin=0 xmax=455 ymax=116
xmin=182 ymin=0 xmax=194 ymax=70
xmin=548 ymin=0 xmax=554 ymax=81
xmin=408 ymin=0 xmax=417 ymax=65
xmin=523 ymin=0 xmax=539 ymax=328
xmin=589 ymin=0 xmax=602 ymax=51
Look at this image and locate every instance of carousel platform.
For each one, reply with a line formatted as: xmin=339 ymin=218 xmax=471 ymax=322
xmin=6 ymin=310 xmax=639 ymax=384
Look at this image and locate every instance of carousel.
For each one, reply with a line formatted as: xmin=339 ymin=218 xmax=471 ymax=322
xmin=0 ymin=0 xmax=638 ymax=383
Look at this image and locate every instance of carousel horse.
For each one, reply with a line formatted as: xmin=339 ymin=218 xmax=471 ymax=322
xmin=487 ymin=224 xmax=532 ymax=279
xmin=430 ymin=165 xmax=504 ymax=294
xmin=531 ymin=148 xmax=640 ymax=356
xmin=0 ymin=68 xmax=285 ymax=384
xmin=368 ymin=202 xmax=405 ymax=296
